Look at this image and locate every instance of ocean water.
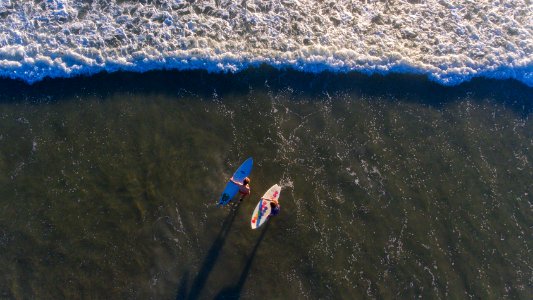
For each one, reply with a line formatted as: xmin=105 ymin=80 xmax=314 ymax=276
xmin=0 ymin=69 xmax=532 ymax=299
xmin=1 ymin=0 xmax=533 ymax=299
xmin=0 ymin=0 xmax=531 ymax=86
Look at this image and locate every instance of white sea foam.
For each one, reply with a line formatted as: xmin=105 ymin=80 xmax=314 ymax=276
xmin=0 ymin=0 xmax=531 ymax=86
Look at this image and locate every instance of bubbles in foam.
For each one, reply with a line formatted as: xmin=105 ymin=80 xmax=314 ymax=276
xmin=0 ymin=0 xmax=531 ymax=86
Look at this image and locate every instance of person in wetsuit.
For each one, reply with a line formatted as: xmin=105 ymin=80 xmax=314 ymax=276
xmin=230 ymin=176 xmax=251 ymax=201
xmin=269 ymin=198 xmax=280 ymax=217
xmin=260 ymin=197 xmax=280 ymax=218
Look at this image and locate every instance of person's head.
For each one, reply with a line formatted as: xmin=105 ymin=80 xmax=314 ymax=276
xmin=243 ymin=177 xmax=250 ymax=185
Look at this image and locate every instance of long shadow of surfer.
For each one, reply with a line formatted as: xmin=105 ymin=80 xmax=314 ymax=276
xmin=175 ymin=270 xmax=190 ymax=300
xmin=214 ymin=221 xmax=270 ymax=300
xmin=182 ymin=203 xmax=242 ymax=300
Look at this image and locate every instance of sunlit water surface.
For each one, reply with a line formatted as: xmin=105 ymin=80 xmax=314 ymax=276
xmin=0 ymin=70 xmax=531 ymax=299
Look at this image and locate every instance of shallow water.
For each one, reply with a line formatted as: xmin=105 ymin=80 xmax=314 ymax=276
xmin=0 ymin=70 xmax=532 ymax=299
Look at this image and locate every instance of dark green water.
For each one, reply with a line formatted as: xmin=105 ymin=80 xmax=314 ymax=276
xmin=0 ymin=69 xmax=532 ymax=299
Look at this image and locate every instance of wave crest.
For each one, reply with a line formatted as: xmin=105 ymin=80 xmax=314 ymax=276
xmin=0 ymin=0 xmax=531 ymax=86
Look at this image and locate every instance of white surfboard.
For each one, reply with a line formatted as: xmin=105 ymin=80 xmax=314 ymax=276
xmin=251 ymin=184 xmax=281 ymax=229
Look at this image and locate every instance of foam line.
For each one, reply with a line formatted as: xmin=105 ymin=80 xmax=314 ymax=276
xmin=0 ymin=1 xmax=530 ymax=86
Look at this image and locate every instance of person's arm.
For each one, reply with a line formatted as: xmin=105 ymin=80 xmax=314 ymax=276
xmin=230 ymin=177 xmax=242 ymax=186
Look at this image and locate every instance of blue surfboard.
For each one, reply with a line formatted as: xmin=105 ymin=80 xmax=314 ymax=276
xmin=218 ymin=157 xmax=253 ymax=206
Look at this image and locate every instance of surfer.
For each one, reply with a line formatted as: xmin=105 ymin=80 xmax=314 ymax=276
xmin=230 ymin=176 xmax=250 ymax=201
xmin=270 ymin=199 xmax=280 ymax=217
xmin=262 ymin=197 xmax=280 ymax=217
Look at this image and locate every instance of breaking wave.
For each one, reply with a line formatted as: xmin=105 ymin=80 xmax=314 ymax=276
xmin=0 ymin=0 xmax=531 ymax=86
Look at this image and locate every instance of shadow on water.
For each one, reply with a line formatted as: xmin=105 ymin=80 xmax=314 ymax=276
xmin=175 ymin=270 xmax=190 ymax=300
xmin=214 ymin=221 xmax=270 ymax=300
xmin=181 ymin=203 xmax=242 ymax=300
xmin=0 ymin=66 xmax=531 ymax=115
